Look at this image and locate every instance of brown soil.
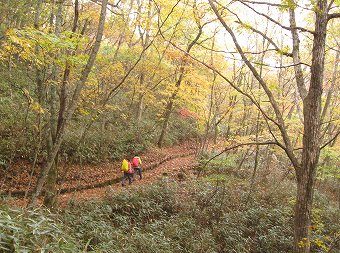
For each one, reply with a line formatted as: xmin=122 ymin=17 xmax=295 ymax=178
xmin=2 ymin=142 xmax=199 ymax=208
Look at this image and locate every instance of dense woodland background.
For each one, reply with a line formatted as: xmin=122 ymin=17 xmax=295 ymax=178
xmin=0 ymin=0 xmax=339 ymax=252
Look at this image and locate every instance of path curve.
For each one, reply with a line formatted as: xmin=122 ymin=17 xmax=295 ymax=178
xmin=58 ymin=154 xmax=198 ymax=206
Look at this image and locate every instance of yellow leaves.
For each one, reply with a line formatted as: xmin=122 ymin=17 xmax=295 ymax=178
xmin=78 ymin=108 xmax=90 ymax=116
xmin=267 ymin=79 xmax=280 ymax=93
xmin=312 ymin=238 xmax=328 ymax=251
xmin=96 ymin=60 xmax=125 ymax=84
xmin=21 ymin=88 xmax=45 ymax=114
xmin=298 ymin=237 xmax=309 ymax=248
xmin=278 ymin=46 xmax=291 ymax=56
xmin=165 ymin=49 xmax=185 ymax=63
xmin=104 ymin=104 xmax=118 ymax=111
xmin=21 ymin=88 xmax=33 ymax=104
xmin=32 ymin=124 xmax=39 ymax=133
xmin=279 ymin=0 xmax=297 ymax=12
xmin=239 ymin=22 xmax=253 ymax=31
xmin=121 ymin=113 xmax=129 ymax=121
xmin=1 ymin=28 xmax=82 ymax=67
xmin=31 ymin=101 xmax=45 ymax=114
xmin=1 ymin=29 xmax=36 ymax=63
xmin=298 ymin=236 xmax=330 ymax=251
xmin=81 ymin=2 xmax=101 ymax=25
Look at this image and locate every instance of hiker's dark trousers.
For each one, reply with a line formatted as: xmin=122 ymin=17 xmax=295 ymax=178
xmin=133 ymin=167 xmax=142 ymax=180
xmin=122 ymin=172 xmax=133 ymax=186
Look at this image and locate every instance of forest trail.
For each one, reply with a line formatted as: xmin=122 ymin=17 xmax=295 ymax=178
xmin=58 ymin=154 xmax=198 ymax=206
xmin=2 ymin=142 xmax=199 ymax=207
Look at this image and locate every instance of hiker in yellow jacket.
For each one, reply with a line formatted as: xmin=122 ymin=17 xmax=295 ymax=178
xmin=131 ymin=155 xmax=142 ymax=180
xmin=121 ymin=159 xmax=134 ymax=186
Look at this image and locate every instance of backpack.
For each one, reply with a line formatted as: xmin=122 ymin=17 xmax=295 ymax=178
xmin=132 ymin=157 xmax=140 ymax=167
xmin=121 ymin=159 xmax=129 ymax=172
xmin=127 ymin=162 xmax=134 ymax=174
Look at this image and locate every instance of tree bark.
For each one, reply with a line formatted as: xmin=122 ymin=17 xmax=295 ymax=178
xmin=136 ymin=74 xmax=145 ymax=124
xmin=44 ymin=0 xmax=64 ymax=208
xmin=289 ymin=8 xmax=307 ymax=100
xmin=294 ymin=1 xmax=328 ymax=252
xmin=321 ymin=49 xmax=339 ymax=122
xmin=207 ymin=1 xmax=334 ymax=252
xmin=157 ymin=20 xmax=203 ymax=147
xmin=29 ymin=0 xmax=108 ymax=207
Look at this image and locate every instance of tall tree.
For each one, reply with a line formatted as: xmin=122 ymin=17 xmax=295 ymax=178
xmin=207 ymin=0 xmax=340 ymax=252
xmin=157 ymin=1 xmax=205 ymax=147
xmin=29 ymin=0 xmax=109 ymax=207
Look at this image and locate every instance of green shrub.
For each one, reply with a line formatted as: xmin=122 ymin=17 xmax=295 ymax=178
xmin=60 ymin=181 xmax=296 ymax=253
xmin=0 ymin=206 xmax=78 ymax=252
xmin=2 ymin=176 xmax=338 ymax=253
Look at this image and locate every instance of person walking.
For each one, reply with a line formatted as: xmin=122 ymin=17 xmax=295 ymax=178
xmin=121 ymin=159 xmax=134 ymax=186
xmin=131 ymin=155 xmax=142 ymax=180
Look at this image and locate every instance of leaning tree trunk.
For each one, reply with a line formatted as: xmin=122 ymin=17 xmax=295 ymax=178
xmin=293 ymin=1 xmax=327 ymax=252
xmin=157 ymin=90 xmax=177 ymax=148
xmin=29 ymin=0 xmax=108 ymax=207
xmin=157 ymin=21 xmax=203 ymax=148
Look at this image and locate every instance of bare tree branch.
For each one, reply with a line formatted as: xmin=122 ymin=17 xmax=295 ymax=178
xmin=202 ymin=141 xmax=278 ymax=168
xmin=327 ymin=0 xmax=335 ymax=12
xmin=328 ymin=12 xmax=340 ymax=20
xmin=164 ymin=39 xmax=280 ymax=127
xmin=321 ymin=50 xmax=339 ymax=122
xmin=235 ymin=0 xmax=315 ymax=34
xmin=163 ymin=36 xmax=295 ymax=158
xmin=209 ymin=0 xmax=300 ymax=170
xmin=320 ymin=130 xmax=340 ymax=150
xmin=235 ymin=20 xmax=293 ymax=57
xmin=289 ymin=8 xmax=308 ymax=99
xmin=237 ymin=0 xmax=286 ymax=8
xmin=90 ymin=0 xmax=120 ymax=8
xmin=226 ymin=7 xmax=293 ymax=58
xmin=196 ymin=44 xmax=311 ymax=68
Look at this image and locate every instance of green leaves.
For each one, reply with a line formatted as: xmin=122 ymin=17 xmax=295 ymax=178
xmin=279 ymin=0 xmax=297 ymax=11
xmin=0 ymin=207 xmax=78 ymax=252
xmin=318 ymin=146 xmax=340 ymax=179
xmin=1 ymin=28 xmax=83 ymax=67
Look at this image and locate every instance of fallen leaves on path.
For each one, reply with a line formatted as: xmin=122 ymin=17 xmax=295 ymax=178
xmin=58 ymin=154 xmax=198 ymax=207
xmin=2 ymin=142 xmax=198 ymax=208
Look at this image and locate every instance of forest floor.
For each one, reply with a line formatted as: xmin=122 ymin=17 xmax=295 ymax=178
xmin=58 ymin=154 xmax=198 ymax=207
xmin=1 ymin=142 xmax=200 ymax=207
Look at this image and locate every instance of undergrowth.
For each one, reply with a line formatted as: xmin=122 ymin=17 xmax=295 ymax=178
xmin=1 ymin=159 xmax=339 ymax=252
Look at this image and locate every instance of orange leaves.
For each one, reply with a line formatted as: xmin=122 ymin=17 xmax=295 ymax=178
xmin=178 ymin=108 xmax=198 ymax=119
xmin=164 ymin=48 xmax=196 ymax=65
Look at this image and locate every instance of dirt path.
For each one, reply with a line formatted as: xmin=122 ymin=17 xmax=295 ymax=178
xmin=2 ymin=142 xmax=196 ymax=194
xmin=58 ymin=154 xmax=198 ymax=206
xmin=3 ymin=143 xmax=199 ymax=207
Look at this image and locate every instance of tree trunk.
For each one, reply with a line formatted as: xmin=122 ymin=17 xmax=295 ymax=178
xmin=321 ymin=49 xmax=339 ymax=122
xmin=157 ymin=94 xmax=176 ymax=148
xmin=294 ymin=171 xmax=316 ymax=253
xmin=44 ymin=0 xmax=63 ymax=208
xmin=294 ymin=1 xmax=327 ymax=252
xmin=29 ymin=0 xmax=108 ymax=207
xmin=136 ymin=74 xmax=145 ymax=124
xmin=157 ymin=18 xmax=203 ymax=148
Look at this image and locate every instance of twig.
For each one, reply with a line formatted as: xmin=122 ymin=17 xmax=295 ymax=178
xmin=320 ymin=130 xmax=340 ymax=150
xmin=202 ymin=141 xmax=277 ymax=169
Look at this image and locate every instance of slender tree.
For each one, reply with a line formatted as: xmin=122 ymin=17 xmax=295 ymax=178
xmin=207 ymin=0 xmax=340 ymax=252
xmin=29 ymin=0 xmax=109 ymax=207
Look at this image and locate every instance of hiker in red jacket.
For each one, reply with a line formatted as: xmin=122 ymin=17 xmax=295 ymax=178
xmin=131 ymin=155 xmax=142 ymax=180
